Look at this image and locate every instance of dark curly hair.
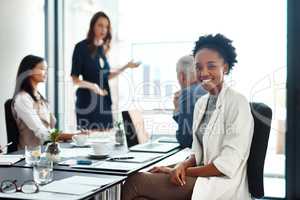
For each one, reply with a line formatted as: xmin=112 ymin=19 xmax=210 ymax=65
xmin=193 ymin=34 xmax=237 ymax=74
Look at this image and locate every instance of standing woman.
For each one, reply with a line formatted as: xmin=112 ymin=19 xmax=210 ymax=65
xmin=71 ymin=11 xmax=139 ymax=130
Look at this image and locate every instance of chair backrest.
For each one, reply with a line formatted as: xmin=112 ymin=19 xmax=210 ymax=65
xmin=4 ymin=99 xmax=20 ymax=153
xmin=247 ymin=102 xmax=272 ymax=198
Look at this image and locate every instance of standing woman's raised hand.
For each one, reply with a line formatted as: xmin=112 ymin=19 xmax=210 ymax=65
xmin=125 ymin=60 xmax=141 ymax=69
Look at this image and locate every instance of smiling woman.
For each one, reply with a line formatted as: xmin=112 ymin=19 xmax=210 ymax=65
xmin=121 ymin=34 xmax=254 ymax=200
xmin=194 ymin=34 xmax=237 ymax=95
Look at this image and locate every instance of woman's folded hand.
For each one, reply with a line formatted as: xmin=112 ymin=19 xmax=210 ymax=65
xmin=170 ymin=163 xmax=187 ymax=186
xmin=149 ymin=166 xmax=172 ymax=174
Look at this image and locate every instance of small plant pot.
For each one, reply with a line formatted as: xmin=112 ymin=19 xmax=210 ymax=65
xmin=45 ymin=142 xmax=61 ymax=162
xmin=115 ymin=130 xmax=124 ymax=145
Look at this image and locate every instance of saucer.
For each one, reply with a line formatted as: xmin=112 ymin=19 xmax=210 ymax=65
xmin=88 ymin=153 xmax=109 ymax=159
xmin=70 ymin=142 xmax=90 ymax=148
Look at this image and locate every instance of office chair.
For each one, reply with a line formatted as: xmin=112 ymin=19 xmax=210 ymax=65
xmin=247 ymin=102 xmax=272 ymax=198
xmin=4 ymin=98 xmax=20 ymax=153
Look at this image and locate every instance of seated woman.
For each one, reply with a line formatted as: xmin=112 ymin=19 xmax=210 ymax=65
xmin=12 ymin=55 xmax=82 ymax=149
xmin=121 ymin=34 xmax=254 ymax=200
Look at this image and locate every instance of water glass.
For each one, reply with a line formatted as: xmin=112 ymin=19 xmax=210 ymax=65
xmin=25 ymin=145 xmax=41 ymax=165
xmin=33 ymin=157 xmax=53 ymax=185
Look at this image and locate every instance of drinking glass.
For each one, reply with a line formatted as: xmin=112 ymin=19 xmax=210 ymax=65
xmin=33 ymin=157 xmax=53 ymax=185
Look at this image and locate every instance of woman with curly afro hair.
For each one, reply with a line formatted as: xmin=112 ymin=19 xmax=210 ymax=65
xmin=121 ymin=34 xmax=254 ymax=200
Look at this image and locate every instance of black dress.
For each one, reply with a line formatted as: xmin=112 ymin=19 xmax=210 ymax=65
xmin=71 ymin=39 xmax=113 ymax=129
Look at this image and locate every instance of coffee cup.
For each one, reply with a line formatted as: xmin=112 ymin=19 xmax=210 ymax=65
xmin=72 ymin=134 xmax=88 ymax=146
xmin=91 ymin=141 xmax=109 ymax=155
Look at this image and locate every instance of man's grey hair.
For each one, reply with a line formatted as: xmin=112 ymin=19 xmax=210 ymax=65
xmin=176 ymin=55 xmax=196 ymax=79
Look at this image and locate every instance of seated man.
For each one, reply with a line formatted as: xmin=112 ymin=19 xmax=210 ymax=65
xmin=173 ymin=55 xmax=206 ymax=148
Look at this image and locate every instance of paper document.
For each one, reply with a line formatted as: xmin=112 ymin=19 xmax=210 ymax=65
xmin=72 ymin=160 xmax=141 ymax=172
xmin=0 ymin=155 xmax=24 ymax=165
xmin=40 ymin=181 xmax=98 ymax=195
xmin=58 ymin=176 xmax=118 ymax=187
xmin=40 ymin=175 xmax=117 ymax=195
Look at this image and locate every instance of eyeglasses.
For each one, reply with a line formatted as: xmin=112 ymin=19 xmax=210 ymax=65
xmin=0 ymin=180 xmax=39 ymax=194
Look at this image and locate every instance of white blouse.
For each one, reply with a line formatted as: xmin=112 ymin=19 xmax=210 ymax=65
xmin=13 ymin=92 xmax=56 ymax=148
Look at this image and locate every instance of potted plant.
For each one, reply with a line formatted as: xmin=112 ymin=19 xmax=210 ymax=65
xmin=45 ymin=128 xmax=61 ymax=162
xmin=115 ymin=121 xmax=125 ymax=145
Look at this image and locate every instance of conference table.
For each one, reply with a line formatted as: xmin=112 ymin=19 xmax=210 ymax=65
xmin=0 ymin=136 xmax=188 ymax=200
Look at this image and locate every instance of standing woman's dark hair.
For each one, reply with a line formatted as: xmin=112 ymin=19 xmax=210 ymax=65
xmin=13 ymin=55 xmax=44 ymax=102
xmin=87 ymin=11 xmax=112 ymax=55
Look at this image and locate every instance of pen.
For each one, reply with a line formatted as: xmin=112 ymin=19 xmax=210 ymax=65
xmin=0 ymin=142 xmax=13 ymax=151
xmin=109 ymin=156 xmax=134 ymax=161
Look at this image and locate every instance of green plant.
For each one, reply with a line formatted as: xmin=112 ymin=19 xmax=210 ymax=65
xmin=49 ymin=128 xmax=61 ymax=143
xmin=114 ymin=121 xmax=122 ymax=130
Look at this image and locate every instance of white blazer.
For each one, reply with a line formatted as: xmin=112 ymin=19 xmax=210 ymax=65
xmin=191 ymin=83 xmax=254 ymax=200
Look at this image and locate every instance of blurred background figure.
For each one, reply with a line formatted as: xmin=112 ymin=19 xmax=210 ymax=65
xmin=173 ymin=55 xmax=206 ymax=148
xmin=71 ymin=11 xmax=140 ymax=131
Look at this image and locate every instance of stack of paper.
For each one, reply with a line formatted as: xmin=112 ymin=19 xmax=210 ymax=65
xmin=0 ymin=155 xmax=24 ymax=166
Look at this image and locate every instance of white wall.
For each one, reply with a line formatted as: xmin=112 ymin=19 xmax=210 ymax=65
xmin=0 ymin=0 xmax=45 ymax=149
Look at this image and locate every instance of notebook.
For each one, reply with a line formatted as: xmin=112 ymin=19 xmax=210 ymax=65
xmin=0 ymin=155 xmax=24 ymax=166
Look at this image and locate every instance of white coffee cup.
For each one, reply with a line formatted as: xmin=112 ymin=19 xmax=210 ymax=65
xmin=72 ymin=135 xmax=88 ymax=146
xmin=91 ymin=141 xmax=109 ymax=155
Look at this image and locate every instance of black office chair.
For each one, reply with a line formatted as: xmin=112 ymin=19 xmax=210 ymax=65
xmin=247 ymin=102 xmax=272 ymax=198
xmin=4 ymin=98 xmax=20 ymax=153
